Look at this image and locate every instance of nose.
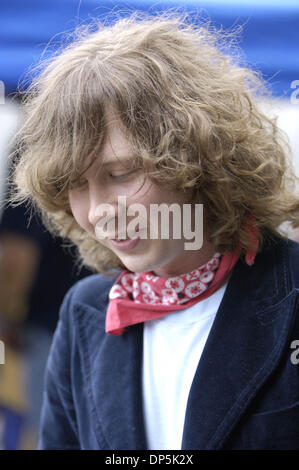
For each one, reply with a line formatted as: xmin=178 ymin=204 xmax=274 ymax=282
xmin=88 ymin=201 xmax=100 ymax=226
xmin=87 ymin=186 xmax=117 ymax=229
xmin=87 ymin=184 xmax=105 ymax=226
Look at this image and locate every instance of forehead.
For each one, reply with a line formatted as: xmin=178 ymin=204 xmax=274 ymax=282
xmin=100 ymin=117 xmax=132 ymax=165
xmin=83 ymin=114 xmax=134 ymax=174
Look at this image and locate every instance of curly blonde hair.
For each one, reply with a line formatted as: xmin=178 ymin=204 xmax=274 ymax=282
xmin=8 ymin=10 xmax=299 ymax=275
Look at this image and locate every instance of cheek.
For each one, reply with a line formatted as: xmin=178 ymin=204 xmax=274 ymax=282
xmin=68 ymin=192 xmax=89 ymax=230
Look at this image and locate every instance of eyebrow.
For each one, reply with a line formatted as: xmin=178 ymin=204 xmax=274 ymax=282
xmin=101 ymin=155 xmax=137 ymax=166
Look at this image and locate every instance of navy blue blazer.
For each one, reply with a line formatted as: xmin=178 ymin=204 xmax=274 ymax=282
xmin=38 ymin=235 xmax=299 ymax=450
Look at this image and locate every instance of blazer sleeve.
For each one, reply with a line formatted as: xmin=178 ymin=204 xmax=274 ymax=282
xmin=37 ymin=286 xmax=80 ymax=450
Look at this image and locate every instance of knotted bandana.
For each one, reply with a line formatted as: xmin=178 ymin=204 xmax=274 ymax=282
xmin=106 ymin=215 xmax=259 ymax=335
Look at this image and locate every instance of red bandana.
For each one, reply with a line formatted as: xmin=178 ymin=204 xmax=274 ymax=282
xmin=105 ymin=216 xmax=259 ymax=335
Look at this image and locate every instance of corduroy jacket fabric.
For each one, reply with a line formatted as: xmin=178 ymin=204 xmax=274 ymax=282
xmin=38 ymin=235 xmax=299 ymax=450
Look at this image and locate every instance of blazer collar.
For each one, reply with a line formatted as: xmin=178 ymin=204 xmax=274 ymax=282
xmin=75 ymin=237 xmax=299 ymax=450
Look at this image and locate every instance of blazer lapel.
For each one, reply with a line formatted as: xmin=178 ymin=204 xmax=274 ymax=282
xmin=95 ymin=323 xmax=147 ymax=450
xmin=74 ymin=299 xmax=147 ymax=450
xmin=181 ymin=240 xmax=299 ymax=450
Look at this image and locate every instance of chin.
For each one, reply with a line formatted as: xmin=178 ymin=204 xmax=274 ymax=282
xmin=113 ymin=241 xmax=171 ymax=274
xmin=117 ymin=253 xmax=158 ymax=274
xmin=121 ymin=260 xmax=153 ymax=274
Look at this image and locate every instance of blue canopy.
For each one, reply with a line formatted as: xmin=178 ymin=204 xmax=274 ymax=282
xmin=1 ymin=0 xmax=298 ymax=97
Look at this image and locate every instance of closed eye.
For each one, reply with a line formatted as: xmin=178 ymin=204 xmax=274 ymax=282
xmin=69 ymin=167 xmax=140 ymax=189
xmin=109 ymin=170 xmax=136 ymax=179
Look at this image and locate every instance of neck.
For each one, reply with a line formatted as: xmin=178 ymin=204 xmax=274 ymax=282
xmin=153 ymin=239 xmax=216 ymax=277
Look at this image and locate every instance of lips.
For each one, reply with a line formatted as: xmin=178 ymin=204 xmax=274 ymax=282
xmin=108 ymin=233 xmax=130 ymax=240
xmin=109 ymin=235 xmax=141 ymax=251
xmin=108 ymin=227 xmax=144 ymax=240
xmin=113 ymin=233 xmax=130 ymax=240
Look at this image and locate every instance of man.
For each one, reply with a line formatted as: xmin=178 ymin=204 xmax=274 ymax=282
xmin=8 ymin=12 xmax=299 ymax=449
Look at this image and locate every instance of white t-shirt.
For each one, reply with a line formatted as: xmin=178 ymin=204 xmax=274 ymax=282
xmin=142 ymin=281 xmax=228 ymax=450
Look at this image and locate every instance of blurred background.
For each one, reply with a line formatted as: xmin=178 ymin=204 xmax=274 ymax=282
xmin=0 ymin=0 xmax=299 ymax=450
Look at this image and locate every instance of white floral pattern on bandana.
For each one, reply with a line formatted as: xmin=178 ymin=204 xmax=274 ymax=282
xmin=109 ymin=252 xmax=221 ymax=306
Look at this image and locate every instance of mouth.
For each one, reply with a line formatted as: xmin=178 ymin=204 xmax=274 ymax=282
xmin=108 ymin=234 xmax=141 ymax=252
xmin=108 ymin=227 xmax=145 ymax=241
xmin=108 ymin=233 xmax=132 ymax=241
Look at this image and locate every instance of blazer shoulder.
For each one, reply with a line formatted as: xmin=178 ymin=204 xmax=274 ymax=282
xmin=65 ymin=270 xmax=121 ymax=310
xmin=262 ymin=235 xmax=299 ymax=288
xmin=52 ymin=270 xmax=121 ymax=357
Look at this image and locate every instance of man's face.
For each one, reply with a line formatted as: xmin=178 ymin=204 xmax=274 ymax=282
xmin=68 ymin=116 xmax=215 ymax=276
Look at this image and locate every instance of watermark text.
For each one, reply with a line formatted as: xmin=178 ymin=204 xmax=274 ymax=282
xmin=94 ymin=196 xmax=203 ymax=250
xmin=290 ymin=80 xmax=299 ymax=105
xmin=0 ymin=340 xmax=5 ymax=364
xmin=0 ymin=81 xmax=5 ymax=105
xmin=290 ymin=339 xmax=299 ymax=365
